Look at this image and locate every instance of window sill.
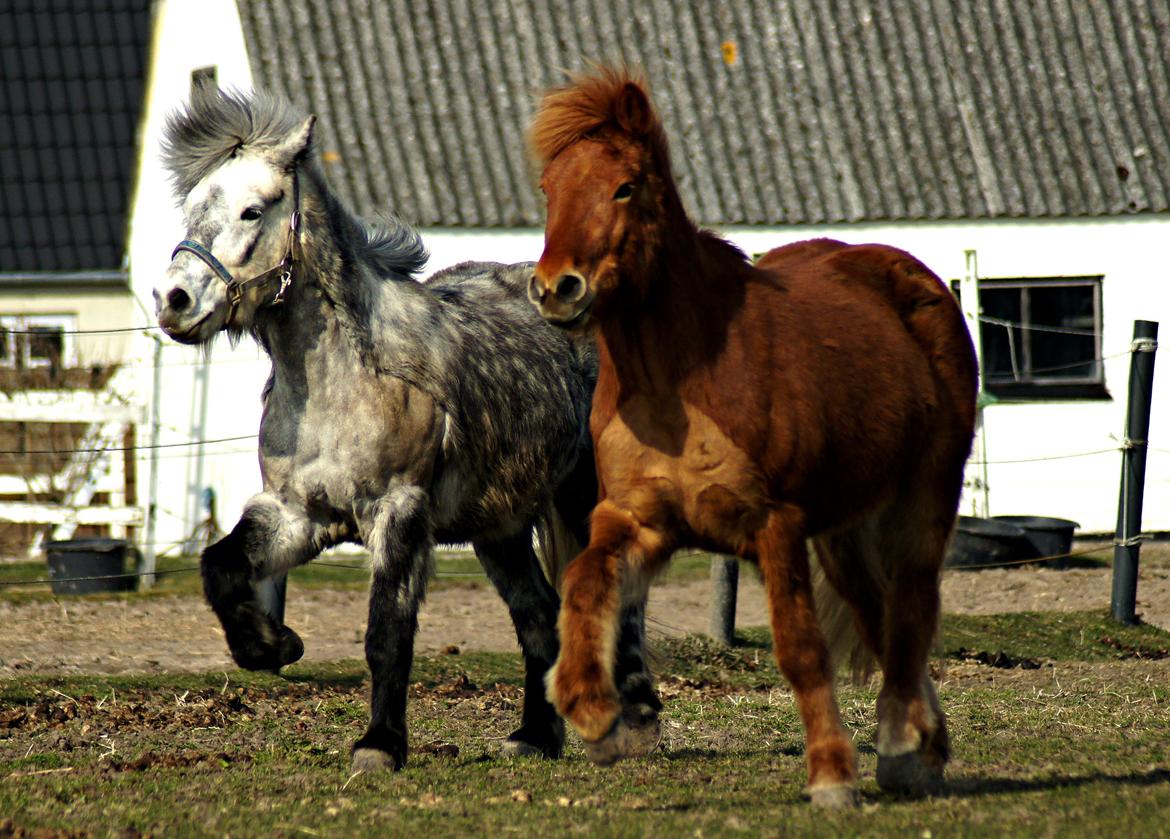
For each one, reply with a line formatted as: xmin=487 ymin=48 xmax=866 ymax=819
xmin=984 ymin=383 xmax=1112 ymax=402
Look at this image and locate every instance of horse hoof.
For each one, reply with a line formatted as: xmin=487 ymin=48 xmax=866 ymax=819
xmin=582 ymin=714 xmax=661 ymax=766
xmin=351 ymin=747 xmax=403 ymax=773
xmin=876 ymin=752 xmax=945 ymax=797
xmin=277 ymin=625 xmax=304 ymax=666
xmin=808 ymin=784 xmax=859 ymax=809
xmin=228 ymin=624 xmax=304 ymax=672
xmin=500 ymin=720 xmax=564 ymax=760
xmin=500 ymin=739 xmax=544 ymax=758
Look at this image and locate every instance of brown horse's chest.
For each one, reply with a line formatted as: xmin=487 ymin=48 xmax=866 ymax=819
xmin=595 ymin=395 xmax=769 ymax=549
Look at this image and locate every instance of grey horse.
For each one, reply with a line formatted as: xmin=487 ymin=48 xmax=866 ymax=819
xmin=152 ymin=87 xmax=656 ymax=772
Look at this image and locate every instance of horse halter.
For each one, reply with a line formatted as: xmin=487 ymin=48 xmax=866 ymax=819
xmin=170 ymin=172 xmax=302 ymax=322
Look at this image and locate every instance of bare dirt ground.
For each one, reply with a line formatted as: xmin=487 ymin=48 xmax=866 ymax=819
xmin=1 ymin=543 xmax=1167 ymax=677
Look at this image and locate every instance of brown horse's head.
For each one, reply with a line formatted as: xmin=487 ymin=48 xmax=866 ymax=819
xmin=527 ymin=66 xmax=679 ymax=329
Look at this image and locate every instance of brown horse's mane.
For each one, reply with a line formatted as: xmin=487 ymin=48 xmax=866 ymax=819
xmin=528 ymin=65 xmax=671 ymax=172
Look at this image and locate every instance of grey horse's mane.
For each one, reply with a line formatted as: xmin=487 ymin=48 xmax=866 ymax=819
xmin=359 ymin=218 xmax=429 ymax=280
xmin=162 ymin=86 xmax=304 ymax=199
xmin=163 ymin=86 xmax=427 ymax=281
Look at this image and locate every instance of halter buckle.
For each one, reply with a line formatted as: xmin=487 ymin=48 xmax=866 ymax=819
xmin=273 ymin=270 xmax=292 ymax=305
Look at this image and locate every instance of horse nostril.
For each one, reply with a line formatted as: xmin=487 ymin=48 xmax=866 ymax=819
xmin=527 ymin=274 xmax=546 ymax=305
xmin=166 ymin=287 xmax=192 ymax=312
xmin=555 ymin=273 xmax=584 ymax=302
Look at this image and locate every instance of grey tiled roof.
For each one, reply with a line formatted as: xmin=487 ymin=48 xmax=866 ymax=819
xmin=239 ymin=1 xmax=1170 ymax=227
xmin=0 ymin=0 xmax=152 ymax=273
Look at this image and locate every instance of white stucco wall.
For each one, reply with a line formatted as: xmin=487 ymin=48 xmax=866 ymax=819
xmin=0 ymin=287 xmax=137 ymax=367
xmin=126 ymin=0 xmax=266 ymax=549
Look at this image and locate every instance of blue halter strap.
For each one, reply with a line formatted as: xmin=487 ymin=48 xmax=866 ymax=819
xmin=171 ymin=239 xmax=235 ymax=287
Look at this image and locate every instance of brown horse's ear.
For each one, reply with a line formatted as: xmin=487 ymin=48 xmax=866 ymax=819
xmin=613 ymin=82 xmax=653 ymax=137
xmin=272 ymin=114 xmax=316 ymax=170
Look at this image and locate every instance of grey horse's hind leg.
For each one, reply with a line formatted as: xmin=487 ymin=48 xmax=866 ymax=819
xmin=352 ymin=486 xmax=433 ymax=772
xmin=552 ymin=461 xmax=660 ymax=732
xmin=614 ymin=599 xmax=661 ymax=724
xmin=474 ymin=533 xmax=564 ymax=759
xmin=201 ymin=494 xmax=327 ymax=671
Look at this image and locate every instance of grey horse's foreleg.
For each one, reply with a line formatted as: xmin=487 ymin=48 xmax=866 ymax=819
xmin=352 ymin=486 xmax=432 ymax=772
xmin=613 ymin=599 xmax=661 ymax=725
xmin=201 ymin=494 xmax=330 ymax=671
xmin=475 ymin=533 xmax=564 ymax=759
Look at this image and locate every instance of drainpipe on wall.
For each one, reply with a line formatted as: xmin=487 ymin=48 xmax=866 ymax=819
xmin=140 ymin=333 xmax=163 ymax=588
xmin=961 ymin=249 xmax=991 ymax=518
xmin=185 ymin=353 xmax=211 ymax=554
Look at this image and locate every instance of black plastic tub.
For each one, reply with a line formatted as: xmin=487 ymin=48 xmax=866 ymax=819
xmin=945 ymin=516 xmax=1035 ymax=570
xmin=44 ymin=538 xmax=135 ymax=595
xmin=991 ymin=515 xmax=1080 ymax=568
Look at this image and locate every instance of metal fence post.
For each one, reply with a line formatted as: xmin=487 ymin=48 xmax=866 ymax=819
xmin=709 ymin=555 xmax=739 ymax=645
xmin=1111 ymin=320 xmax=1158 ymax=625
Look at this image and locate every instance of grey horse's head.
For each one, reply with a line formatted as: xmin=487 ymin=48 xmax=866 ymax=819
xmin=155 ymin=88 xmax=315 ymax=344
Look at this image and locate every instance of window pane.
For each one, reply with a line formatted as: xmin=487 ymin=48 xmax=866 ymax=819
xmin=26 ymin=326 xmax=63 ymax=366
xmin=979 ymin=287 xmax=1023 ymax=381
xmin=1028 ymin=285 xmax=1098 ymax=380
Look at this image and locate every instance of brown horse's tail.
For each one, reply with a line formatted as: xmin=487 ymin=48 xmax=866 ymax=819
xmin=810 ymin=547 xmax=880 ymax=683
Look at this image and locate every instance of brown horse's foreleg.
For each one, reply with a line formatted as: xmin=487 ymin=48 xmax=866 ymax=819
xmin=547 ymin=501 xmax=665 ymax=764
xmin=758 ymin=511 xmax=858 ymax=808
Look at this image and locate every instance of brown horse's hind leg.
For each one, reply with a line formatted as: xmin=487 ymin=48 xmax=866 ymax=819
xmin=758 ymin=511 xmax=858 ymax=808
xmin=547 ymin=501 xmax=665 ymax=765
xmin=873 ymin=509 xmax=951 ymax=797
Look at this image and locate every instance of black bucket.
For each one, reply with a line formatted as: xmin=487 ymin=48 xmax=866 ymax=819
xmin=44 ymin=538 xmax=135 ymax=595
xmin=945 ymin=516 xmax=1035 ymax=570
xmin=991 ymin=516 xmax=1079 ymax=568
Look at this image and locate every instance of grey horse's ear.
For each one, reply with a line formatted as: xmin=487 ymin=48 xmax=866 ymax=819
xmin=272 ymin=114 xmax=316 ymax=169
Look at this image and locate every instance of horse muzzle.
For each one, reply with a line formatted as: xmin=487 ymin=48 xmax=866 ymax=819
xmin=154 ymin=282 xmax=222 ymax=344
xmin=527 ymin=270 xmax=594 ymax=329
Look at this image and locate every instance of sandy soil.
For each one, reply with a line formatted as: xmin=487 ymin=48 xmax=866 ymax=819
xmin=1 ymin=546 xmax=1167 ymax=678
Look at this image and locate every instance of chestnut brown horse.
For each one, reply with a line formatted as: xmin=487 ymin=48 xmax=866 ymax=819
xmin=526 ymin=67 xmax=977 ymax=807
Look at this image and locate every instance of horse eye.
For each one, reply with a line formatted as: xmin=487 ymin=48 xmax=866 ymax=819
xmin=240 ymin=207 xmax=262 ymax=221
xmin=613 ymin=183 xmax=634 ymax=201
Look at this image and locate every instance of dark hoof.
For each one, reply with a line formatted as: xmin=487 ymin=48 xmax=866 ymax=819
xmin=501 ymin=720 xmax=564 ymax=760
xmin=500 ymin=740 xmax=544 ymax=758
xmin=582 ymin=706 xmax=661 ymax=766
xmin=808 ymin=784 xmax=859 ymax=809
xmin=352 ymin=728 xmax=407 ymax=772
xmin=618 ymin=675 xmax=663 ymax=715
xmin=277 ymin=625 xmax=305 ymax=666
xmin=876 ymin=751 xmax=945 ymax=797
xmin=351 ymin=747 xmax=402 ymax=773
xmin=230 ymin=624 xmax=304 ymax=672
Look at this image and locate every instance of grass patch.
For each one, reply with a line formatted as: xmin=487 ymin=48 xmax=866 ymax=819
xmin=2 ymin=605 xmax=1168 ymax=835
xmin=2 ymin=637 xmax=1167 ymax=838
xmin=644 ymin=611 xmax=1170 ymax=686
xmin=942 ymin=611 xmax=1170 ymax=663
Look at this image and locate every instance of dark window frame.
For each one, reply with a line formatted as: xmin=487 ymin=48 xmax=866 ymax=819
xmin=953 ymin=275 xmax=1109 ymax=401
xmin=0 ymin=314 xmax=76 ymax=371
